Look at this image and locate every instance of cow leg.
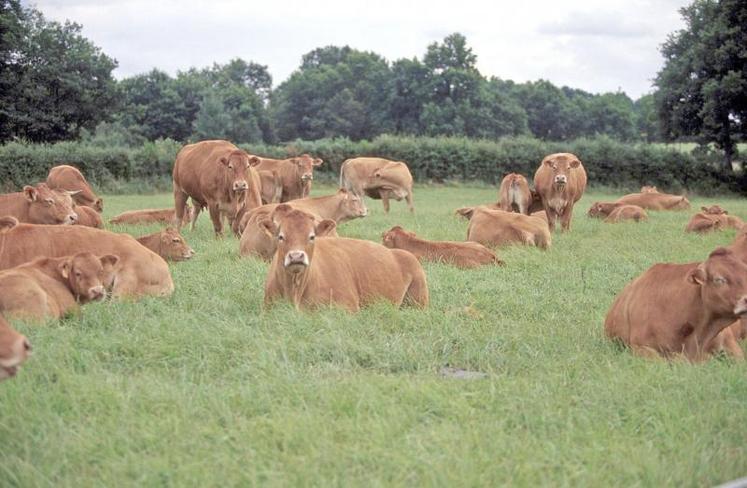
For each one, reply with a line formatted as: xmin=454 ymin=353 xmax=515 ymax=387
xmin=405 ymin=191 xmax=414 ymax=213
xmin=404 ymin=273 xmax=429 ymax=308
xmin=173 ymin=188 xmax=189 ymax=230
xmin=381 ymin=190 xmax=390 ymax=213
xmin=560 ymin=207 xmax=573 ymax=232
xmin=191 ymin=204 xmax=202 ymax=231
xmin=208 ymin=203 xmax=223 ymax=237
xmin=545 ymin=207 xmax=557 ymax=232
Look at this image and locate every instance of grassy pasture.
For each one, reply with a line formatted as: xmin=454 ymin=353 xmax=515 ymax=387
xmin=1 ymin=185 xmax=746 ymax=487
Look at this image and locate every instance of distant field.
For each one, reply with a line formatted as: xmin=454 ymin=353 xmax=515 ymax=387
xmin=1 ymin=185 xmax=746 ymax=486
xmin=656 ymin=141 xmax=747 ymax=154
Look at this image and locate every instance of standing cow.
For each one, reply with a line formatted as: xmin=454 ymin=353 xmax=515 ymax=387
xmin=173 ymin=140 xmax=262 ymax=237
xmin=340 ymin=157 xmax=414 ymax=213
xmin=498 ymin=173 xmax=532 ymax=214
xmin=47 ymin=165 xmax=103 ymax=212
xmin=533 ymin=153 xmax=587 ymax=231
xmin=254 ymin=154 xmax=322 ymax=202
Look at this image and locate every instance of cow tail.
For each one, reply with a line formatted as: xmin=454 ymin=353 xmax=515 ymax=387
xmin=339 ymin=159 xmax=349 ymax=189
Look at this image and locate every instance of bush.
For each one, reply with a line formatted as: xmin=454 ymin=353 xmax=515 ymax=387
xmin=0 ymin=136 xmax=743 ymax=195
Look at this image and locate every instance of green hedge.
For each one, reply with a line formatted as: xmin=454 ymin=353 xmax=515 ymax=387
xmin=1 ymin=136 xmax=743 ymax=195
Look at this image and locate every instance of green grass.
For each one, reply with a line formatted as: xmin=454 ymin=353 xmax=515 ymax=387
xmin=1 ymin=185 xmax=746 ymax=487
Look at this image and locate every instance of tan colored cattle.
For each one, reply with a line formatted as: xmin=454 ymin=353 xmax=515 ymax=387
xmin=255 ymin=154 xmax=322 ymax=202
xmin=110 ymin=207 xmax=194 ymax=226
xmin=263 ymin=206 xmax=428 ymax=311
xmin=340 ymin=157 xmax=414 ymax=213
xmin=498 ymin=173 xmax=532 ymax=214
xmin=533 ymin=153 xmax=587 ymax=231
xmin=701 ymin=204 xmax=727 ymax=215
xmin=604 ymin=247 xmax=747 ymax=362
xmin=258 ymin=170 xmax=282 ymax=204
xmin=381 ymin=226 xmax=501 ymax=268
xmin=640 ymin=185 xmax=658 ymax=193
xmin=0 ymin=315 xmax=31 ymax=382
xmin=465 ymin=207 xmax=551 ymax=250
xmin=47 ymin=165 xmax=103 ymax=212
xmin=173 ymin=140 xmax=262 ymax=237
xmin=685 ymin=212 xmax=743 ymax=234
xmin=0 ymin=217 xmax=173 ymax=298
xmin=605 ymin=205 xmax=648 ymax=223
xmin=0 ymin=252 xmax=118 ymax=320
xmin=136 ymin=228 xmax=195 ymax=262
xmin=615 ymin=192 xmax=690 ymax=211
xmin=0 ymin=183 xmax=78 ymax=225
xmin=75 ymin=205 xmax=103 ymax=228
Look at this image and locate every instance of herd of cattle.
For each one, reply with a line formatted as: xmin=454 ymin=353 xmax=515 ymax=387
xmin=0 ymin=139 xmax=746 ymax=383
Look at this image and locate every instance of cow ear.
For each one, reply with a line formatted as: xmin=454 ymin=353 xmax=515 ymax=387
xmin=0 ymin=216 xmax=18 ymax=233
xmin=219 ymin=157 xmax=229 ymax=166
xmin=687 ymin=265 xmax=707 ymax=285
xmin=259 ymin=218 xmax=276 ymax=237
xmin=249 ymin=156 xmax=261 ymax=167
xmin=23 ymin=186 xmax=38 ymax=202
xmin=100 ymin=254 xmax=119 ymax=269
xmin=66 ymin=190 xmax=81 ymax=196
xmin=316 ymin=219 xmax=336 ymax=237
xmin=455 ymin=207 xmax=475 ymax=220
xmin=570 ymin=159 xmax=581 ymax=168
xmin=58 ymin=258 xmax=72 ymax=279
xmin=337 ymin=188 xmax=348 ymax=195
xmin=701 ymin=206 xmax=708 ymax=212
xmin=313 ymin=158 xmax=323 ymax=166
xmin=542 ymin=158 xmax=554 ymax=167
xmin=272 ymin=204 xmax=292 ymax=221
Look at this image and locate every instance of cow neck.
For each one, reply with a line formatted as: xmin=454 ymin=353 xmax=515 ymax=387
xmin=688 ymin=306 xmax=737 ymax=361
xmin=137 ymin=233 xmax=159 ymax=253
xmin=394 ymin=233 xmax=427 ymax=257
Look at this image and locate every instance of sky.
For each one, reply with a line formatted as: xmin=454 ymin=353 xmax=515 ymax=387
xmin=28 ymin=0 xmax=690 ymax=99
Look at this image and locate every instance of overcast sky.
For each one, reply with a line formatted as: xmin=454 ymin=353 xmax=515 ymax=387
xmin=28 ymin=0 xmax=689 ymax=99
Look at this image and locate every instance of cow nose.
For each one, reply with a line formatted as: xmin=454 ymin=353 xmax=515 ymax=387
xmin=233 ymin=180 xmax=249 ymax=191
xmin=68 ymin=213 xmax=78 ymax=224
xmin=302 ymin=174 xmax=313 ymax=181
xmin=185 ymin=248 xmax=196 ymax=258
xmin=285 ymin=250 xmax=308 ymax=268
xmin=89 ymin=285 xmax=106 ymax=300
xmin=555 ymin=175 xmax=567 ymax=184
xmin=736 ymin=295 xmax=747 ymax=315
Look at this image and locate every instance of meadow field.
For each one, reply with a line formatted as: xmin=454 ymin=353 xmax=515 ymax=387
xmin=1 ymin=185 xmax=746 ymax=487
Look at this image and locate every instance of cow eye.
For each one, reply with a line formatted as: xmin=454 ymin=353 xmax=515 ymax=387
xmin=75 ymin=271 xmax=82 ymax=278
xmin=278 ymin=234 xmax=285 ymax=241
xmin=228 ymin=164 xmax=233 ymax=169
xmin=309 ymin=234 xmax=315 ymax=241
xmin=172 ymin=238 xmax=181 ymax=243
xmin=45 ymin=198 xmax=54 ymax=205
xmin=713 ymin=276 xmax=727 ymax=285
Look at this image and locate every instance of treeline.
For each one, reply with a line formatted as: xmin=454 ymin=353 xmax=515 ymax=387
xmin=0 ymin=2 xmax=656 ymax=146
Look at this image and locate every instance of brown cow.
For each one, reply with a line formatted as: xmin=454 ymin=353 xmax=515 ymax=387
xmin=74 ymin=205 xmax=103 ymax=228
xmin=255 ymin=154 xmax=322 ymax=202
xmin=173 ymin=140 xmax=262 ymax=237
xmin=258 ymin=170 xmax=282 ymax=204
xmin=465 ymin=207 xmax=551 ymax=250
xmin=136 ymin=228 xmax=195 ymax=262
xmin=604 ymin=247 xmax=747 ymax=362
xmin=615 ymin=192 xmax=690 ymax=211
xmin=263 ymin=206 xmax=428 ymax=311
xmin=685 ymin=212 xmax=743 ymax=234
xmin=498 ymin=173 xmax=532 ymax=214
xmin=0 ymin=315 xmax=31 ymax=382
xmin=340 ymin=157 xmax=414 ymax=213
xmin=47 ymin=165 xmax=103 ymax=212
xmin=533 ymin=153 xmax=587 ymax=231
xmin=640 ymin=185 xmax=658 ymax=193
xmin=605 ymin=205 xmax=648 ymax=223
xmin=0 ymin=183 xmax=78 ymax=225
xmin=381 ymin=226 xmax=502 ymax=268
xmin=110 ymin=207 xmax=194 ymax=226
xmin=0 ymin=217 xmax=173 ymax=298
xmin=0 ymin=252 xmax=118 ymax=320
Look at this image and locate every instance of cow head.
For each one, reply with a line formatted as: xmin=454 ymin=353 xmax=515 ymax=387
xmin=93 ymin=198 xmax=104 ymax=213
xmin=336 ymin=188 xmax=368 ymax=222
xmin=24 ymin=183 xmax=79 ymax=225
xmin=381 ymin=225 xmax=415 ymax=248
xmin=367 ymin=162 xmax=409 ymax=198
xmin=640 ymin=186 xmax=658 ymax=193
xmin=688 ymin=247 xmax=747 ymax=319
xmin=455 ymin=207 xmax=476 ymax=220
xmin=292 ymin=154 xmax=323 ymax=183
xmin=157 ymin=228 xmax=196 ymax=261
xmin=58 ymin=252 xmax=119 ymax=302
xmin=262 ymin=205 xmax=336 ymax=274
xmin=701 ymin=205 xmax=727 ymax=215
xmin=542 ymin=154 xmax=581 ymax=190
xmin=0 ymin=315 xmax=31 ymax=382
xmin=219 ymin=151 xmax=260 ymax=193
xmin=588 ymin=202 xmax=617 ymax=218
xmin=674 ymin=196 xmax=691 ymax=210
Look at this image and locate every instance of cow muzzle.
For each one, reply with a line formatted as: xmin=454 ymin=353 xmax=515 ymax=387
xmin=89 ymin=285 xmax=106 ymax=301
xmin=66 ymin=213 xmax=78 ymax=225
xmin=184 ymin=248 xmax=196 ymax=259
xmin=554 ymin=175 xmax=568 ymax=186
xmin=233 ymin=180 xmax=249 ymax=191
xmin=284 ymin=250 xmax=309 ymax=272
xmin=301 ymin=174 xmax=313 ymax=182
xmin=0 ymin=336 xmax=31 ymax=382
xmin=735 ymin=296 xmax=747 ymax=316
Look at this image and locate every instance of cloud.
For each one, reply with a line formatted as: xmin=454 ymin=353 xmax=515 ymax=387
xmin=537 ymin=10 xmax=651 ymax=38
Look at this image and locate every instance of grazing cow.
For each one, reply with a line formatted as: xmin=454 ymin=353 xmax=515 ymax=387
xmin=0 ymin=315 xmax=31 ymax=383
xmin=0 ymin=183 xmax=78 ymax=225
xmin=640 ymin=185 xmax=658 ymax=193
xmin=381 ymin=226 xmax=502 ymax=268
xmin=604 ymin=247 xmax=747 ymax=362
xmin=75 ymin=205 xmax=103 ymax=228
xmin=0 ymin=217 xmax=173 ymax=298
xmin=605 ymin=205 xmax=648 ymax=223
xmin=464 ymin=207 xmax=551 ymax=250
xmin=110 ymin=207 xmax=194 ymax=226
xmin=533 ymin=153 xmax=587 ymax=231
xmin=173 ymin=140 xmax=262 ymax=237
xmin=258 ymin=170 xmax=282 ymax=204
xmin=255 ymin=154 xmax=323 ymax=202
xmin=615 ymin=192 xmax=690 ymax=211
xmin=0 ymin=252 xmax=118 ymax=320
xmin=498 ymin=173 xmax=532 ymax=214
xmin=136 ymin=228 xmax=195 ymax=262
xmin=47 ymin=165 xmax=103 ymax=212
xmin=263 ymin=206 xmax=428 ymax=311
xmin=340 ymin=157 xmax=414 ymax=213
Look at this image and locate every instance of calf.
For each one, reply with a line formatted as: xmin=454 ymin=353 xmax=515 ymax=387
xmin=615 ymin=192 xmax=690 ymax=210
xmin=381 ymin=226 xmax=502 ymax=268
xmin=0 ymin=315 xmax=31 ymax=382
xmin=340 ymin=157 xmax=415 ymax=213
xmin=75 ymin=205 xmax=103 ymax=228
xmin=604 ymin=247 xmax=747 ymax=362
xmin=533 ymin=153 xmax=587 ymax=231
xmin=498 ymin=173 xmax=532 ymax=214
xmin=263 ymin=206 xmax=428 ymax=311
xmin=465 ymin=207 xmax=551 ymax=250
xmin=47 ymin=165 xmax=103 ymax=212
xmin=0 ymin=252 xmax=118 ymax=320
xmin=255 ymin=154 xmax=322 ymax=202
xmin=0 ymin=183 xmax=78 ymax=225
xmin=605 ymin=205 xmax=648 ymax=223
xmin=110 ymin=207 xmax=194 ymax=226
xmin=136 ymin=228 xmax=195 ymax=262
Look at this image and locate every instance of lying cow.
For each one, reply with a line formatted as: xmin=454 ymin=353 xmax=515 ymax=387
xmin=340 ymin=157 xmax=414 ymax=213
xmin=110 ymin=207 xmax=195 ymax=226
xmin=533 ymin=153 xmax=587 ymax=231
xmin=75 ymin=205 xmax=103 ymax=228
xmin=47 ymin=165 xmax=103 ymax=212
xmin=173 ymin=140 xmax=262 ymax=237
xmin=498 ymin=173 xmax=532 ymax=214
xmin=0 ymin=183 xmax=78 ymax=225
xmin=0 ymin=315 xmax=31 ymax=383
xmin=462 ymin=206 xmax=551 ymax=250
xmin=255 ymin=154 xmax=322 ymax=202
xmin=136 ymin=228 xmax=195 ymax=262
xmin=0 ymin=252 xmax=118 ymax=320
xmin=381 ymin=226 xmax=502 ymax=268
xmin=604 ymin=247 xmax=747 ymax=361
xmin=615 ymin=192 xmax=690 ymax=211
xmin=0 ymin=217 xmax=173 ymax=298
xmin=263 ymin=206 xmax=428 ymax=311
xmin=605 ymin=205 xmax=648 ymax=223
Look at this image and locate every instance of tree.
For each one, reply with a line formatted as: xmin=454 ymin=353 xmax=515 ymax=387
xmin=655 ymin=0 xmax=747 ymax=168
xmin=634 ymin=94 xmax=660 ymax=142
xmin=0 ymin=0 xmax=25 ymax=141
